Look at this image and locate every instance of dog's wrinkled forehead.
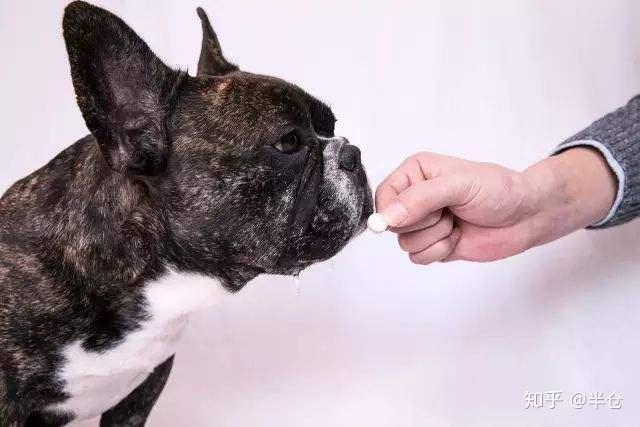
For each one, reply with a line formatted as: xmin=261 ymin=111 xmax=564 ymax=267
xmin=184 ymin=72 xmax=337 ymax=145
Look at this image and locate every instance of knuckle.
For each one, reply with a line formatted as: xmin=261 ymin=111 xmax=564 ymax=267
xmin=405 ymin=152 xmax=431 ymax=168
xmin=401 ymin=155 xmax=417 ymax=167
xmin=433 ymin=238 xmax=455 ymax=260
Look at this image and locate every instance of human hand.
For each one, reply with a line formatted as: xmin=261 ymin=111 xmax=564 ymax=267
xmin=375 ymin=148 xmax=617 ymax=264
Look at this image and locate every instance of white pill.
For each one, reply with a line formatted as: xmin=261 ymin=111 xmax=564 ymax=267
xmin=367 ymin=212 xmax=388 ymax=233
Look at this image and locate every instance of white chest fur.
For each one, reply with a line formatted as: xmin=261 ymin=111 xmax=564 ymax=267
xmin=46 ymin=271 xmax=230 ymax=422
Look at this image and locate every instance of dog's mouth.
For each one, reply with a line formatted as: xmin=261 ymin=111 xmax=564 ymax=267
xmin=276 ymin=193 xmax=371 ymax=272
xmin=307 ymin=169 xmax=373 ymax=235
xmin=276 ymin=140 xmax=373 ymax=273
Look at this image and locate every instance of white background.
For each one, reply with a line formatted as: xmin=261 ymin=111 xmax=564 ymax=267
xmin=1 ymin=1 xmax=640 ymax=426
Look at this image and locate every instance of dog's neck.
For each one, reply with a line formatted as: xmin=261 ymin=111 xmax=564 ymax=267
xmin=0 ymin=134 xmax=260 ymax=292
xmin=0 ymin=135 xmax=169 ymax=288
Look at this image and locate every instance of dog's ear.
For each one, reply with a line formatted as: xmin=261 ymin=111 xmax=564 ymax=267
xmin=63 ymin=1 xmax=185 ymax=176
xmin=196 ymin=7 xmax=239 ymax=76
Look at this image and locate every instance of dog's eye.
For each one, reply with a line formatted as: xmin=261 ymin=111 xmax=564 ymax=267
xmin=273 ymin=131 xmax=301 ymax=154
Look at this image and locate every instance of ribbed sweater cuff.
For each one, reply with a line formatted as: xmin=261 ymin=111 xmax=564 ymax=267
xmin=557 ymin=96 xmax=640 ymax=228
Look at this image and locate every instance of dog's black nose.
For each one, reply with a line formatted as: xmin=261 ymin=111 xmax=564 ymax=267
xmin=338 ymin=144 xmax=361 ymax=172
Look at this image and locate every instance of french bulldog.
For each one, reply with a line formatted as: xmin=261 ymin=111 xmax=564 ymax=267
xmin=0 ymin=1 xmax=372 ymax=425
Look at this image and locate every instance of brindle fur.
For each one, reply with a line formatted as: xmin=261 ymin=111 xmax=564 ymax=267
xmin=0 ymin=2 xmax=371 ymax=425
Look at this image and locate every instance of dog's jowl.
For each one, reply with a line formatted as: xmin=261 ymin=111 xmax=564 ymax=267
xmin=0 ymin=1 xmax=372 ymax=425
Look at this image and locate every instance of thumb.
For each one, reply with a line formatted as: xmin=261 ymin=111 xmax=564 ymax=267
xmin=379 ymin=175 xmax=471 ymax=228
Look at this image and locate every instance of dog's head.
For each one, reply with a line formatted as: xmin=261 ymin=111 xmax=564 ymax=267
xmin=62 ymin=1 xmax=373 ymax=290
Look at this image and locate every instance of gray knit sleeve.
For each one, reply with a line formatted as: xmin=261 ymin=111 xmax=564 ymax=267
xmin=555 ymin=95 xmax=640 ymax=228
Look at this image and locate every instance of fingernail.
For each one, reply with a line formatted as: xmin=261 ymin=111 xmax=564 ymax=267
xmin=382 ymin=202 xmax=409 ymax=226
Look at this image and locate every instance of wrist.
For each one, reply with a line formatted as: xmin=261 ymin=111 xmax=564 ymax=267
xmin=521 ymin=147 xmax=617 ymax=247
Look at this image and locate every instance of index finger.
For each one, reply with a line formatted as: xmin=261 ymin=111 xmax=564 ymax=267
xmin=379 ymin=174 xmax=471 ymax=228
xmin=375 ymin=156 xmax=428 ymax=212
